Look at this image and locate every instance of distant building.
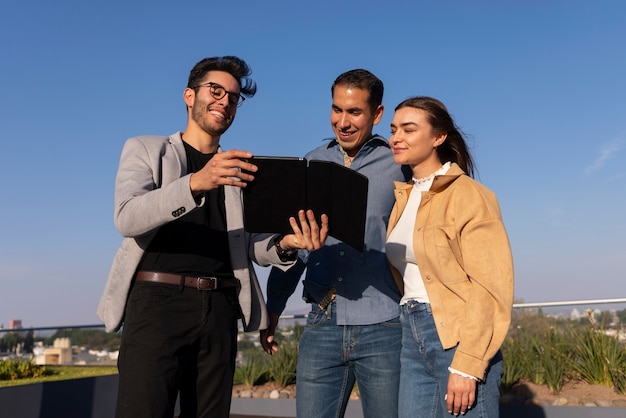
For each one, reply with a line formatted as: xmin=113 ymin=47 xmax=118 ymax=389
xmin=9 ymin=319 xmax=22 ymax=330
xmin=33 ymin=338 xmax=73 ymax=365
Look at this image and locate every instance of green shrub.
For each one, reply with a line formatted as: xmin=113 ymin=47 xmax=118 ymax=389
xmin=267 ymin=340 xmax=298 ymax=386
xmin=569 ymin=329 xmax=626 ymax=394
xmin=0 ymin=358 xmax=50 ymax=381
xmin=234 ymin=310 xmax=626 ymax=398
xmin=501 ymin=332 xmax=531 ymax=391
xmin=236 ymin=349 xmax=269 ymax=387
xmin=531 ymin=329 xmax=570 ymax=394
xmin=502 ymin=311 xmax=626 ymax=395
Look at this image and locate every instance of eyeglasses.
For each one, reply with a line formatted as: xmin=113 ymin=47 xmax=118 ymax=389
xmin=193 ymin=82 xmax=245 ymax=108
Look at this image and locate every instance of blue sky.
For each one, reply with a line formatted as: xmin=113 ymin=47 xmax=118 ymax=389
xmin=1 ymin=1 xmax=625 ymax=328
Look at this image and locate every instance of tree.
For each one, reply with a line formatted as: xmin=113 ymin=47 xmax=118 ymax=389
xmin=23 ymin=330 xmax=34 ymax=354
xmin=1 ymin=333 xmax=19 ymax=353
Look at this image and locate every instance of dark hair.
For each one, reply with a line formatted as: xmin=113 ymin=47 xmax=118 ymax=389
xmin=187 ymin=56 xmax=257 ymax=98
xmin=395 ymin=96 xmax=474 ymax=177
xmin=332 ymin=69 xmax=383 ymax=112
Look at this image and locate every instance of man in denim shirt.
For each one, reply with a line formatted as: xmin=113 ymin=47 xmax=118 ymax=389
xmin=260 ymin=69 xmax=411 ymax=418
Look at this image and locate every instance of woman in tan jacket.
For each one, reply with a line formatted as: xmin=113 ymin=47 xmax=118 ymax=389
xmin=385 ymin=96 xmax=514 ymax=417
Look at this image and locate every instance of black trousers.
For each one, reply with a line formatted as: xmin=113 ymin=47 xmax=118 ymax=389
xmin=115 ymin=281 xmax=239 ymax=418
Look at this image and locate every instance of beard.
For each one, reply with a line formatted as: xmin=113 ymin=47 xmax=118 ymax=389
xmin=191 ymin=102 xmax=233 ymax=137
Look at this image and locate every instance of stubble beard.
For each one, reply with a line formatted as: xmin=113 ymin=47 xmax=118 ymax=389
xmin=192 ymin=104 xmax=232 ymax=137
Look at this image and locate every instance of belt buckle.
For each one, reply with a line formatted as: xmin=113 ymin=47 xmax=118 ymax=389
xmin=196 ymin=276 xmax=217 ymax=290
xmin=318 ymin=286 xmax=336 ymax=319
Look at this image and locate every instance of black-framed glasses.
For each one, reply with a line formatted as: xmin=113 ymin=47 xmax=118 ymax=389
xmin=193 ymin=82 xmax=245 ymax=107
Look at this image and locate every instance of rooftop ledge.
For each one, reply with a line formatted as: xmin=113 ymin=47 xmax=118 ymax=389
xmin=1 ymin=375 xmax=625 ymax=418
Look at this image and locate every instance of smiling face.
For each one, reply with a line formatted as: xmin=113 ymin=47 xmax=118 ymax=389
xmin=330 ymin=85 xmax=383 ymax=157
xmin=389 ymin=107 xmax=447 ymax=178
xmin=185 ymin=70 xmax=240 ymax=139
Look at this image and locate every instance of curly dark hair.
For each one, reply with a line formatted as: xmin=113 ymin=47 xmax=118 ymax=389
xmin=187 ymin=56 xmax=257 ymax=98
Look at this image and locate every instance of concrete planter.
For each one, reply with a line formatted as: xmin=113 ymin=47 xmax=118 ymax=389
xmin=1 ymin=375 xmax=625 ymax=418
xmin=0 ymin=375 xmax=118 ymax=418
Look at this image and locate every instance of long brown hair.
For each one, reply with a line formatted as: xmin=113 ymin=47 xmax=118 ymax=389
xmin=395 ymin=96 xmax=474 ymax=178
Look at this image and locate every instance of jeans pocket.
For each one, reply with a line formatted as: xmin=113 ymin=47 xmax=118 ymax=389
xmin=381 ymin=315 xmax=402 ymax=329
xmin=306 ymin=305 xmax=327 ymax=328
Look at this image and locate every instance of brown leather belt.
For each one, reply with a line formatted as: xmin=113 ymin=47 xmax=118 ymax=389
xmin=135 ymin=271 xmax=239 ymax=291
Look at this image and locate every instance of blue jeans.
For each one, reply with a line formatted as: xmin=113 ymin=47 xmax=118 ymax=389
xmin=296 ymin=302 xmax=401 ymax=418
xmin=399 ymin=301 xmax=503 ymax=418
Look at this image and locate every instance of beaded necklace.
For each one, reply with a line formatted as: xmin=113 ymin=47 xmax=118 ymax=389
xmin=412 ymin=172 xmax=437 ymax=185
xmin=411 ymin=162 xmax=451 ymax=185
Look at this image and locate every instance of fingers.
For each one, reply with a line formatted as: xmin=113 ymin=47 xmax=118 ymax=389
xmin=190 ymin=150 xmax=257 ymax=193
xmin=212 ymin=150 xmax=258 ymax=183
xmin=446 ymin=392 xmax=468 ymax=416
xmin=285 ymin=211 xmax=306 ymax=249
xmin=298 ymin=210 xmax=312 ymax=239
xmin=260 ymin=331 xmax=278 ymax=355
xmin=285 ymin=210 xmax=329 ymax=251
xmin=298 ymin=210 xmax=315 ymax=250
xmin=446 ymin=374 xmax=476 ymax=416
xmin=260 ymin=313 xmax=280 ymax=355
xmin=447 ymin=393 xmax=470 ymax=416
xmin=304 ymin=210 xmax=320 ymax=248
xmin=220 ymin=149 xmax=258 ymax=175
xmin=319 ymin=213 xmax=329 ymax=244
xmin=286 ymin=211 xmax=311 ymax=250
xmin=468 ymin=387 xmax=476 ymax=411
xmin=259 ymin=329 xmax=276 ymax=355
xmin=304 ymin=210 xmax=329 ymax=249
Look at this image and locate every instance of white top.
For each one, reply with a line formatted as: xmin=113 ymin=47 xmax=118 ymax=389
xmin=386 ymin=162 xmax=451 ymax=305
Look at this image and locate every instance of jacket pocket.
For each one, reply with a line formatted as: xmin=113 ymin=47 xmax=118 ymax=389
xmin=433 ymin=226 xmax=469 ymax=286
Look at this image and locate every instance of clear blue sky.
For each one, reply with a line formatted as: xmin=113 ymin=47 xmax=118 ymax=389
xmin=1 ymin=1 xmax=625 ymax=328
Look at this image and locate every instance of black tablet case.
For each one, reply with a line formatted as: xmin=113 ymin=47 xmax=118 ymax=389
xmin=242 ymin=156 xmax=368 ymax=251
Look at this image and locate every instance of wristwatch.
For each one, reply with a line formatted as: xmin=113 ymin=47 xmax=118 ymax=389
xmin=273 ymin=235 xmax=297 ymax=261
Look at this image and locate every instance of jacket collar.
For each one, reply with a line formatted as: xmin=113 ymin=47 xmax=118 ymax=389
xmin=324 ymin=134 xmax=390 ymax=150
xmin=393 ymin=162 xmax=466 ymax=192
xmin=430 ymin=163 xmax=465 ymax=191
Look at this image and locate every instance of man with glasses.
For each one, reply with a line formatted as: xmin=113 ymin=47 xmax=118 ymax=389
xmin=260 ymin=69 xmax=411 ymax=418
xmin=98 ymin=56 xmax=328 ymax=418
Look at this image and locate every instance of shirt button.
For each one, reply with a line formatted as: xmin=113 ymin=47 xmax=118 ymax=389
xmin=417 ymin=227 xmax=422 ymax=231
xmin=426 ymin=275 xmax=431 ymax=281
xmin=339 ymin=251 xmax=345 ymax=256
xmin=338 ymin=277 xmax=343 ymax=282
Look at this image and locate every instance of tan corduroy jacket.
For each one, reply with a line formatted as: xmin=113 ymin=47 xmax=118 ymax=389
xmin=387 ymin=163 xmax=514 ymax=380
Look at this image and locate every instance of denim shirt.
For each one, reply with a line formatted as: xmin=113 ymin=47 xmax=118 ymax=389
xmin=266 ymin=135 xmax=411 ymax=325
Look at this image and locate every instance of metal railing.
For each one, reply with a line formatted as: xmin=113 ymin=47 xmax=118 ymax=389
xmin=512 ymin=298 xmax=626 ymax=309
xmin=1 ymin=297 xmax=625 ymax=335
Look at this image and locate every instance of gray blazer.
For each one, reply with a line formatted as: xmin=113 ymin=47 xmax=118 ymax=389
xmin=97 ymin=132 xmax=291 ymax=332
